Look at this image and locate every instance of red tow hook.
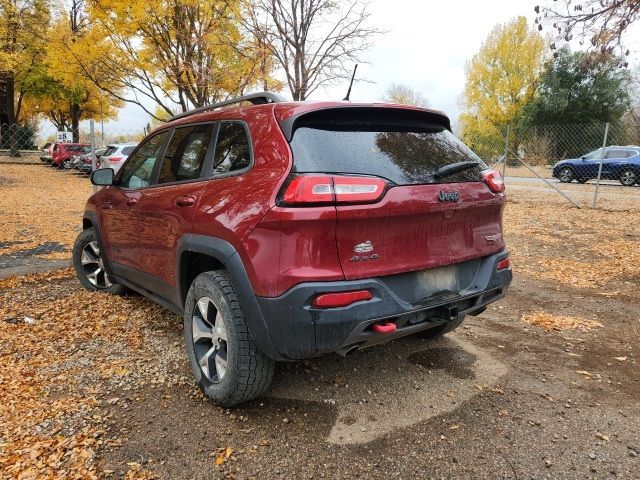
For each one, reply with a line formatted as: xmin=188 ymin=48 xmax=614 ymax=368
xmin=372 ymin=321 xmax=397 ymax=334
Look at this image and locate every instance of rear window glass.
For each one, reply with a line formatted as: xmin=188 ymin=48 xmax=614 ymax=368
xmin=103 ymin=146 xmax=116 ymax=156
xmin=67 ymin=145 xmax=90 ymax=152
xmin=290 ymin=126 xmax=486 ymax=185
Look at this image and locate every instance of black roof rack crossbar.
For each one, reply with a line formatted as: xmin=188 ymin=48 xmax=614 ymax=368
xmin=168 ymin=91 xmax=286 ymax=122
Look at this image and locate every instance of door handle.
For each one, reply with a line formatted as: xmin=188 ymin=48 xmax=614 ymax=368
xmin=174 ymin=195 xmax=196 ymax=207
xmin=126 ymin=197 xmax=139 ymax=206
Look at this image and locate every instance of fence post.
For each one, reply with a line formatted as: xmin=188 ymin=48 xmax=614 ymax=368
xmin=90 ymin=120 xmax=97 ymax=194
xmin=592 ymin=122 xmax=609 ymax=209
xmin=502 ymin=124 xmax=510 ymax=178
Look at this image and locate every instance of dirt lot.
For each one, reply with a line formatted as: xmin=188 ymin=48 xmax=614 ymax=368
xmin=1 ymin=164 xmax=639 ymax=479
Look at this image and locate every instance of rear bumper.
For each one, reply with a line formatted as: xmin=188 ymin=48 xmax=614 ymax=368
xmin=256 ymin=249 xmax=512 ymax=360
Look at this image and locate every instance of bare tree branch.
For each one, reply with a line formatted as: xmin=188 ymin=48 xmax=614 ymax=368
xmin=534 ymin=0 xmax=640 ymax=60
xmin=246 ymin=0 xmax=381 ymax=100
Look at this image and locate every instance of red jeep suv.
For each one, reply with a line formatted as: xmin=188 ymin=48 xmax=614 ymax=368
xmin=73 ymin=92 xmax=511 ymax=406
xmin=51 ymin=143 xmax=91 ymax=168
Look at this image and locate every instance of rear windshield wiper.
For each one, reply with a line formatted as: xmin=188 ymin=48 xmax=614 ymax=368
xmin=433 ymin=161 xmax=481 ymax=180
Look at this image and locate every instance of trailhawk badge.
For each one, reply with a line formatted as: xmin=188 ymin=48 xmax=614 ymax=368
xmin=351 ymin=240 xmax=379 ymax=261
xmin=484 ymin=233 xmax=502 ymax=242
xmin=353 ymin=240 xmax=374 ymax=253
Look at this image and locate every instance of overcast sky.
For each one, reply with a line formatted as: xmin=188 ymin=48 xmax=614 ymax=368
xmin=91 ymin=0 xmax=640 ymax=134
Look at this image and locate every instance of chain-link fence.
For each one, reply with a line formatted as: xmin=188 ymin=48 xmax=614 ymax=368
xmin=1 ymin=118 xmax=639 ymax=276
xmin=0 ymin=121 xmax=146 ymax=275
xmin=465 ymin=121 xmax=640 ymax=209
xmin=0 ymin=122 xmax=147 ymax=167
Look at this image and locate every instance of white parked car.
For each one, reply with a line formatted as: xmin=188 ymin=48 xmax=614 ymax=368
xmin=98 ymin=143 xmax=138 ymax=174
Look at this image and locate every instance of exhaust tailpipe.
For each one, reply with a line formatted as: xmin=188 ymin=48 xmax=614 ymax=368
xmin=336 ymin=345 xmax=360 ymax=357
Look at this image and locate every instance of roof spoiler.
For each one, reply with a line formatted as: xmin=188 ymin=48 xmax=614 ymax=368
xmin=278 ymin=105 xmax=452 ymax=142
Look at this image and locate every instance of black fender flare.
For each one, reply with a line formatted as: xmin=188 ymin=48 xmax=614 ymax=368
xmin=176 ymin=234 xmax=284 ymax=361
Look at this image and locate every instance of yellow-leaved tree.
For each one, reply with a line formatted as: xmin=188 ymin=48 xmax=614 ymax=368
xmin=0 ymin=0 xmax=51 ymax=154
xmin=43 ymin=13 xmax=123 ymax=138
xmin=67 ymin=0 xmax=281 ymax=121
xmin=459 ymin=17 xmax=546 ymax=159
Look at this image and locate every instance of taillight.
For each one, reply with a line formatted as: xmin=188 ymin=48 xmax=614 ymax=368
xmin=496 ymin=257 xmax=511 ymax=270
xmin=312 ymin=290 xmax=373 ymax=308
xmin=110 ymin=157 xmax=123 ymax=162
xmin=482 ymin=169 xmax=505 ymax=193
xmin=282 ymin=175 xmax=388 ymax=206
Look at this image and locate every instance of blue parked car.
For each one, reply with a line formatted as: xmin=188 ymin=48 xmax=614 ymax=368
xmin=552 ymin=146 xmax=640 ymax=186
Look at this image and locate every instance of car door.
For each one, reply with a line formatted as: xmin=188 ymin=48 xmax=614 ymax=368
xmin=601 ymin=149 xmax=628 ymax=179
xmin=135 ymin=124 xmax=216 ymax=296
xmin=99 ymin=131 xmax=172 ymax=271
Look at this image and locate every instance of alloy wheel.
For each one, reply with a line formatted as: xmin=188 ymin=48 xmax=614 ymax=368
xmin=558 ymin=167 xmax=573 ymax=183
xmin=620 ymin=170 xmax=636 ymax=187
xmin=192 ymin=297 xmax=228 ymax=382
xmin=80 ymin=241 xmax=112 ymax=288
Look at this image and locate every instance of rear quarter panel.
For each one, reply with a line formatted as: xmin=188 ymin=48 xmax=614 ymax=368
xmin=190 ymin=107 xmax=293 ymax=296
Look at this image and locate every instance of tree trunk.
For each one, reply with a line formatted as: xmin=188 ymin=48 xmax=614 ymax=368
xmin=71 ymin=103 xmax=81 ymax=143
xmin=5 ymin=76 xmax=20 ymax=157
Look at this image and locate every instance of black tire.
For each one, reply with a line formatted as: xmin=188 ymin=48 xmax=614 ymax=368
xmin=557 ymin=167 xmax=574 ymax=183
xmin=415 ymin=315 xmax=466 ymax=340
xmin=72 ymin=228 xmax=127 ymax=295
xmin=619 ymin=169 xmax=637 ymax=187
xmin=184 ymin=271 xmax=275 ymax=407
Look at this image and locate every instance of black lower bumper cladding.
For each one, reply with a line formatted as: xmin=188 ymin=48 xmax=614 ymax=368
xmin=256 ymin=249 xmax=512 ymax=360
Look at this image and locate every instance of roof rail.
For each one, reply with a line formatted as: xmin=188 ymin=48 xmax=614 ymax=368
xmin=168 ymin=91 xmax=286 ymax=122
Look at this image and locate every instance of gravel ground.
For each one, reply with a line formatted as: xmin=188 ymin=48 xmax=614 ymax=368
xmin=2 ymin=268 xmax=638 ymax=479
xmin=1 ymin=164 xmax=639 ymax=479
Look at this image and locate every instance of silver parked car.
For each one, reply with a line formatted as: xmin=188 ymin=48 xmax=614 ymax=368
xmin=98 ymin=143 xmax=138 ymax=174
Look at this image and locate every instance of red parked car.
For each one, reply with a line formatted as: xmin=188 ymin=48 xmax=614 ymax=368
xmin=72 ymin=92 xmax=512 ymax=406
xmin=51 ymin=143 xmax=90 ymax=168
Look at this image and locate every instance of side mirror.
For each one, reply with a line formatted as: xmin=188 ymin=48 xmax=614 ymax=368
xmin=581 ymin=156 xmax=586 ymax=160
xmin=91 ymin=168 xmax=114 ymax=186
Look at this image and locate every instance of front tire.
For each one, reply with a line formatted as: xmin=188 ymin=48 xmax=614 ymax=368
xmin=557 ymin=167 xmax=574 ymax=183
xmin=184 ymin=271 xmax=275 ymax=407
xmin=72 ymin=228 xmax=127 ymax=295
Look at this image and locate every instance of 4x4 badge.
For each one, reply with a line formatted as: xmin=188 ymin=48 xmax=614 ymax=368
xmin=354 ymin=240 xmax=373 ymax=253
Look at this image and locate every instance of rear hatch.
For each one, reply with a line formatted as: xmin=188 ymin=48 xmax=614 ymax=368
xmin=283 ymin=106 xmax=505 ymax=280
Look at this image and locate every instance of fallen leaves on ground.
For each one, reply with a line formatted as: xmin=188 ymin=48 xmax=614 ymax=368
xmin=521 ymin=312 xmax=603 ymax=332
xmin=0 ymin=269 xmax=186 ymax=478
xmin=0 ymin=164 xmax=92 ymax=259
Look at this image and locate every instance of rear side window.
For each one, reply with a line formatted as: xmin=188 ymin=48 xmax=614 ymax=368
xmin=213 ymin=122 xmax=251 ymax=175
xmin=605 ymin=150 xmax=627 ymax=159
xmin=157 ymin=125 xmax=214 ymax=184
xmin=122 ymin=146 xmax=136 ymax=155
xmin=290 ymin=124 xmax=486 ymax=185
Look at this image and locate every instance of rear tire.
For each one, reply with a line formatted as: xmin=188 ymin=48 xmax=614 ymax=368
xmin=619 ymin=169 xmax=637 ymax=187
xmin=72 ymin=228 xmax=127 ymax=295
xmin=416 ymin=316 xmax=466 ymax=340
xmin=184 ymin=271 xmax=275 ymax=407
